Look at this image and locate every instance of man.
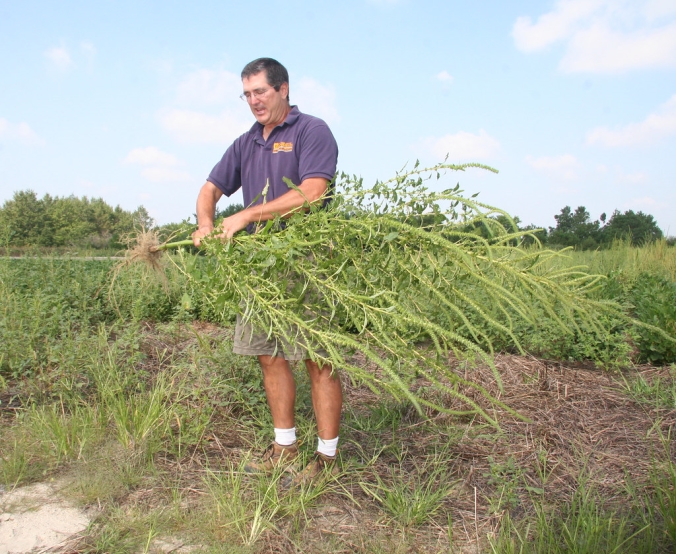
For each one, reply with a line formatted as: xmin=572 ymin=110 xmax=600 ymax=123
xmin=191 ymin=58 xmax=341 ymax=486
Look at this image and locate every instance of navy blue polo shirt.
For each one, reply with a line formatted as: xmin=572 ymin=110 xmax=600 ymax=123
xmin=207 ymin=106 xmax=338 ymax=211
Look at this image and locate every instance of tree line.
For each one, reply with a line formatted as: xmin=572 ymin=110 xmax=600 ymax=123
xmin=534 ymin=206 xmax=664 ymax=249
xmin=0 ymin=190 xmax=154 ymax=249
xmin=0 ymin=189 xmax=669 ymax=251
xmin=467 ymin=206 xmax=667 ymax=250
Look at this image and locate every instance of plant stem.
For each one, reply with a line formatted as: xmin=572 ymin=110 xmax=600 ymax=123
xmin=154 ymin=239 xmax=195 ymax=251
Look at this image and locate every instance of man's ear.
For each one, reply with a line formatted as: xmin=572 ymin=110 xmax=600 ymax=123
xmin=280 ymin=82 xmax=289 ymax=100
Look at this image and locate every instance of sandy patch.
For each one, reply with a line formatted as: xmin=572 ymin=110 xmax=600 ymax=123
xmin=0 ymin=483 xmax=89 ymax=554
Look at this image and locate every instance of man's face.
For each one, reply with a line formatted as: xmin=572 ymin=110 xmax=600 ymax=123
xmin=241 ymin=71 xmax=289 ymax=128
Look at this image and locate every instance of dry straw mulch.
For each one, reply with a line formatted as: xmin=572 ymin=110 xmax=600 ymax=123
xmin=313 ymin=352 xmax=675 ymax=551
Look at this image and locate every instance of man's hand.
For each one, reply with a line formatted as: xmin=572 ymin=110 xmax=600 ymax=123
xmin=191 ymin=209 xmax=251 ymax=246
xmin=191 ymin=225 xmax=215 ymax=247
xmin=220 ymin=210 xmax=252 ymax=240
xmin=191 ymin=177 xmax=328 ymax=246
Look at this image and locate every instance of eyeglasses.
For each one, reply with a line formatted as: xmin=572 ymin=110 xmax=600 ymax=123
xmin=239 ymin=88 xmax=273 ymax=102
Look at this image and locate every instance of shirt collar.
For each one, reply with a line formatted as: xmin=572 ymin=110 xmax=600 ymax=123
xmin=249 ymin=105 xmax=301 ymax=138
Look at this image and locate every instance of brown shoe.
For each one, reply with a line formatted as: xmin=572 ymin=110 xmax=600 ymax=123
xmin=244 ymin=442 xmax=299 ymax=474
xmin=281 ymin=451 xmax=338 ymax=488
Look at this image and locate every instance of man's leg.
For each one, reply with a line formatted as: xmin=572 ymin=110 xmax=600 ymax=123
xmin=258 ymin=355 xmax=296 ymax=429
xmin=305 ymin=360 xmax=342 ymax=440
xmin=243 ymin=355 xmax=299 ymax=474
xmin=281 ymin=360 xmax=342 ymax=487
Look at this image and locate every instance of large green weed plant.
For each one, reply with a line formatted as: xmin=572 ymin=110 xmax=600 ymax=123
xmin=173 ymin=163 xmax=621 ymax=422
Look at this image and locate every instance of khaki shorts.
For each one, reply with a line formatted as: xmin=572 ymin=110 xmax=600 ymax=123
xmin=232 ymin=315 xmax=329 ymax=361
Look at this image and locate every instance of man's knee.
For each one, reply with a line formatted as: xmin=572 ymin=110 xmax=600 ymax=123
xmin=305 ymin=359 xmax=338 ymax=380
xmin=259 ymin=355 xmax=291 ymax=373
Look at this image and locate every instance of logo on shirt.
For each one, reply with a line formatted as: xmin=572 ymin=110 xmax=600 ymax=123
xmin=273 ymin=142 xmax=293 ymax=153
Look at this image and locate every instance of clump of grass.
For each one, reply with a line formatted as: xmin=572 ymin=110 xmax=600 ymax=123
xmin=621 ymin=367 xmax=676 ymax=410
xmin=0 ymin=438 xmax=38 ymax=488
xmin=205 ymin=459 xmax=283 ymax=547
xmin=27 ymin=402 xmax=103 ymax=463
xmin=489 ymin=480 xmax=655 ymax=554
xmin=359 ymin=451 xmax=457 ymax=529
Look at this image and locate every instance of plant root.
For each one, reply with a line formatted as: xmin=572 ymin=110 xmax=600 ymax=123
xmin=123 ymin=228 xmax=165 ymax=272
xmin=106 ymin=229 xmax=169 ymax=318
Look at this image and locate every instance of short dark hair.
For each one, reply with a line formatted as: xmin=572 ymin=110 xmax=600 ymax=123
xmin=241 ymin=58 xmax=290 ymax=101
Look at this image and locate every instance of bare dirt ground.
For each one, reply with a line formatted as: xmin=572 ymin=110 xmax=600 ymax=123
xmin=0 ymin=483 xmax=89 ymax=554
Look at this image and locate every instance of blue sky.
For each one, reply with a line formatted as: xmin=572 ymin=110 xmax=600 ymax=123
xmin=1 ymin=0 xmax=675 ymax=235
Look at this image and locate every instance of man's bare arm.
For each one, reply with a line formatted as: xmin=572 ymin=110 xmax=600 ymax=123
xmin=219 ymin=177 xmax=328 ymax=240
xmin=192 ymin=181 xmax=223 ymax=246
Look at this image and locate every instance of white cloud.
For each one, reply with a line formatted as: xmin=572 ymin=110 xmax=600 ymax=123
xmin=553 ymin=184 xmax=580 ymax=194
xmin=561 ymin=21 xmax=676 ymax=72
xmin=124 ymin=146 xmax=192 ymax=183
xmin=176 ymin=69 xmax=242 ymax=106
xmin=45 ymin=45 xmax=74 ymax=71
xmin=513 ymin=0 xmax=603 ymax=52
xmin=526 ymin=153 xmax=580 ymax=180
xmin=294 ymin=77 xmax=339 ymax=124
xmin=618 ymin=171 xmax=649 ymax=184
xmin=512 ymin=0 xmax=676 ymax=73
xmin=163 ymin=68 xmax=338 ymax=143
xmin=586 ymin=94 xmax=676 ymax=146
xmin=140 ymin=167 xmax=192 ymax=183
xmin=124 ymin=146 xmax=179 ymax=166
xmin=158 ymin=109 xmax=251 ymax=144
xmin=436 ymin=70 xmax=454 ymax=85
xmin=160 ymin=66 xmax=253 ymax=144
xmin=417 ymin=130 xmax=501 ymax=161
xmin=0 ymin=118 xmax=44 ymax=145
xmin=644 ymin=0 xmax=676 ymax=20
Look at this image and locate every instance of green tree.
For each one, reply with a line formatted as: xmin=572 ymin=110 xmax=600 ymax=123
xmin=0 ymin=190 xmax=153 ymax=249
xmin=0 ymin=190 xmax=50 ymax=246
xmin=600 ymin=209 xmax=663 ymax=246
xmin=548 ymin=206 xmax=601 ymax=250
xmin=519 ymin=223 xmax=548 ymax=247
xmin=215 ymin=203 xmax=244 ymax=220
xmin=49 ymin=196 xmax=98 ymax=246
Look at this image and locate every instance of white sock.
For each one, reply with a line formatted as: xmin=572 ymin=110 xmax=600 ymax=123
xmin=317 ymin=436 xmax=339 ymax=457
xmin=274 ymin=427 xmax=296 ymax=446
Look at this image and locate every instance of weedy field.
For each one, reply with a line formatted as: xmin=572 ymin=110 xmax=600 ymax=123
xmin=1 ymin=240 xmax=676 ymax=553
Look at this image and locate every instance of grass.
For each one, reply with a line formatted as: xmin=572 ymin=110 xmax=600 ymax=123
xmin=359 ymin=451 xmax=457 ymax=528
xmin=1 ymin=248 xmax=676 ymax=552
xmin=569 ymin=238 xmax=676 ymax=282
xmin=27 ymin=402 xmax=103 ymax=463
xmin=620 ymin=366 xmax=676 ymax=410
